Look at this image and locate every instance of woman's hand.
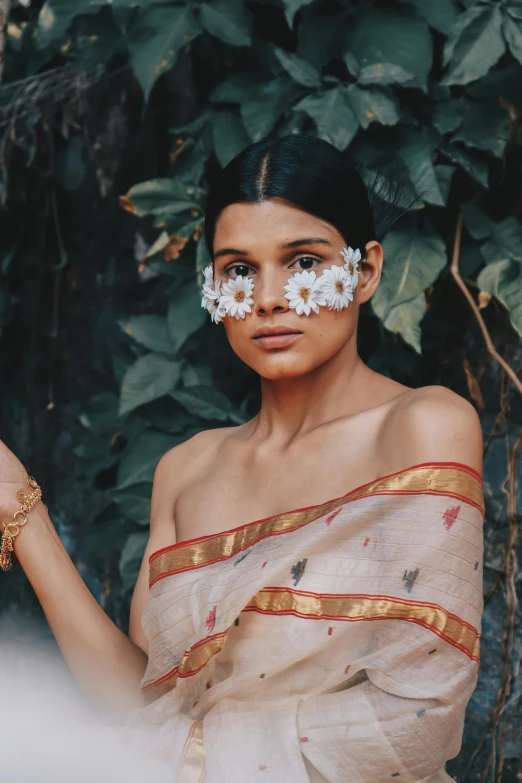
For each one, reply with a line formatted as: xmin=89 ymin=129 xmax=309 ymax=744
xmin=0 ymin=438 xmax=33 ymax=529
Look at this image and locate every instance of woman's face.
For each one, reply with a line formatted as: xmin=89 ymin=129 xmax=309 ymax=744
xmin=212 ymin=197 xmax=383 ymax=380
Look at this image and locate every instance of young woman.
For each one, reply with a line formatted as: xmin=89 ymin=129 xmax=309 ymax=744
xmin=0 ymin=134 xmax=484 ymax=782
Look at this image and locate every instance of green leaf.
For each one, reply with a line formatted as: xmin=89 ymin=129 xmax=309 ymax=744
xmin=78 ymin=392 xmax=121 ymax=433
xmin=452 ymin=99 xmax=509 ymax=158
xmin=461 ymin=203 xmax=495 ymax=240
xmin=482 ymin=217 xmax=522 ymax=263
xmin=120 ymin=354 xmax=181 ymax=416
xmin=432 ymin=99 xmax=463 ymax=135
xmin=294 ymin=87 xmax=359 ymax=150
xmin=343 ymin=8 xmax=433 ymax=91
xmin=398 ymin=128 xmax=445 ymax=207
xmin=372 ymin=224 xmax=447 ymax=350
xmin=120 ymin=314 xmax=175 ymax=355
xmin=117 ymin=430 xmax=181 ymax=489
xmin=119 ymin=532 xmax=148 ymax=589
xmin=443 ymin=5 xmax=505 ymax=86
xmin=127 ymin=3 xmax=202 ymax=100
xmin=282 ymin=0 xmax=314 ymax=27
xmin=398 ymin=0 xmax=458 ymax=35
xmin=443 ymin=3 xmax=486 ymax=65
xmin=346 ymin=85 xmax=400 ymax=128
xmin=170 ymin=386 xmax=246 ymax=424
xmin=167 ymin=280 xmax=207 ymax=351
xmin=199 ymin=0 xmax=251 ymax=46
xmin=434 ymin=164 xmax=456 ymax=205
xmin=212 ymin=110 xmax=251 ymax=167
xmin=478 ymin=259 xmax=522 ymax=336
xmin=113 ymin=483 xmax=152 ymax=526
xmin=296 ymin=4 xmax=350 ymax=69
xmin=380 ymin=294 xmax=426 ymax=352
xmin=36 ymin=0 xmax=102 ymax=49
xmin=441 ymin=142 xmax=489 ymax=187
xmin=241 ymin=78 xmax=298 ymax=142
xmin=122 ymin=178 xmax=198 ymax=217
xmin=273 ymin=47 xmax=321 ymax=87
xmin=502 ymin=13 xmax=522 ymax=65
xmin=210 ymin=73 xmax=261 ymax=103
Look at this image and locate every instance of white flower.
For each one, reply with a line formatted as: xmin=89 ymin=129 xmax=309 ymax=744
xmin=284 ymin=269 xmax=327 ymax=316
xmin=340 ymin=246 xmax=361 ymax=290
xmin=203 ymin=264 xmax=214 ymax=287
xmin=219 ymin=275 xmax=255 ymax=319
xmin=202 ymin=276 xmax=220 ymax=312
xmin=202 ymin=280 xmax=227 ymax=324
xmin=317 ymin=264 xmax=353 ymax=311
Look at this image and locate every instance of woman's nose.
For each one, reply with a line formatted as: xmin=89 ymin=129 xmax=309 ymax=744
xmin=254 ymin=272 xmax=289 ymax=315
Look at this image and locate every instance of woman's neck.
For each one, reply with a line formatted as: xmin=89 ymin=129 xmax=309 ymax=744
xmin=250 ymin=341 xmax=381 ymax=446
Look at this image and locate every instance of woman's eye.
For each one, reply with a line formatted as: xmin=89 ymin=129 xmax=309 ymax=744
xmin=292 ymin=256 xmax=319 ymax=271
xmin=226 ymin=264 xmax=252 ymax=278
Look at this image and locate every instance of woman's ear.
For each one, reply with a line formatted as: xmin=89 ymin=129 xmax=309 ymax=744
xmin=356 ymin=240 xmax=384 ymax=304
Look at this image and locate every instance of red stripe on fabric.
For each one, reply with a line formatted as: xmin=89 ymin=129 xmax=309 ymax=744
xmin=149 ymin=461 xmax=482 ymax=564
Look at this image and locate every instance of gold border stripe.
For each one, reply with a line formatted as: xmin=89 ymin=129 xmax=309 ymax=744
xmin=142 ymin=589 xmax=479 ymax=697
xmin=149 ymin=464 xmax=484 ymax=585
xmin=174 ymin=720 xmax=206 ymax=783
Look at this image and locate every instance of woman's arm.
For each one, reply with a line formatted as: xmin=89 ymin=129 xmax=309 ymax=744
xmin=0 ymin=440 xmax=179 ymax=721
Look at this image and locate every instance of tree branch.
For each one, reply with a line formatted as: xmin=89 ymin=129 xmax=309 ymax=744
xmin=450 ymin=213 xmax=522 ymax=397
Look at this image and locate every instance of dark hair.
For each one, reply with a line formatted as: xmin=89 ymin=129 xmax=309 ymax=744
xmin=204 ymin=134 xmax=409 ymax=260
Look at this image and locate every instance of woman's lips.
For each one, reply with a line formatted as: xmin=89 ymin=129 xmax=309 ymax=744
xmin=253 ymin=332 xmax=303 ymax=349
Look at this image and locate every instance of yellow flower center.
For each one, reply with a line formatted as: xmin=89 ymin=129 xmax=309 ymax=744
xmin=348 ymin=262 xmax=354 ymax=275
xmin=335 ymin=280 xmax=345 ymax=293
xmin=234 ymin=290 xmax=245 ymax=303
xmin=299 ymin=286 xmax=310 ymax=302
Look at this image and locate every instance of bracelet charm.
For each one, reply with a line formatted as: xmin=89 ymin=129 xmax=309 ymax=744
xmin=0 ymin=476 xmax=42 ymax=572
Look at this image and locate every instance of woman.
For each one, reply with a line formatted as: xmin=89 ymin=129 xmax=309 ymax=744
xmin=0 ymin=134 xmax=484 ymax=782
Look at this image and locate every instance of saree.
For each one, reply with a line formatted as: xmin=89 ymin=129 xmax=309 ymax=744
xmin=126 ymin=461 xmax=484 ymax=783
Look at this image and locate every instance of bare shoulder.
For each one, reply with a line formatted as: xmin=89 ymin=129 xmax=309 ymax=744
xmin=153 ymin=426 xmax=237 ymax=503
xmin=381 ymin=385 xmax=483 ymax=475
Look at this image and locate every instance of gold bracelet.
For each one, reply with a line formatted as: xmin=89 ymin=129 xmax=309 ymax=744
xmin=0 ymin=476 xmax=43 ymax=572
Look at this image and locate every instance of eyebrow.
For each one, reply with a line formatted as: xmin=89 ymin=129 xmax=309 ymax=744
xmin=213 ymin=237 xmax=332 ymax=260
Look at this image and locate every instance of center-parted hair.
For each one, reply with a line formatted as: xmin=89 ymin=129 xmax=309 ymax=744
xmin=203 ymin=134 xmax=408 ymax=260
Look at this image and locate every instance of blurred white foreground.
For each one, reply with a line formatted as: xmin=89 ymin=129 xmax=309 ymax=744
xmin=0 ymin=619 xmax=171 ymax=783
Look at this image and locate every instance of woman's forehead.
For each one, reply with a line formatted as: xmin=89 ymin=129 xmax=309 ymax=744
xmin=213 ymin=200 xmax=341 ymax=251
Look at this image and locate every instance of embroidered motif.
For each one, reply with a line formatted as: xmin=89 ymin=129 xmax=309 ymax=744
xmin=442 ymin=505 xmax=461 ymax=530
xmin=417 ymin=709 xmax=426 ymax=717
xmin=234 ymin=617 xmax=240 ymax=626
xmin=260 ymin=673 xmax=265 ymax=678
xmin=234 ymin=548 xmax=251 ymax=566
xmin=299 ymin=737 xmax=309 ymax=743
xmin=291 ymin=557 xmax=308 ymax=586
xmin=259 ymin=765 xmax=268 ymax=771
xmin=403 ymin=568 xmax=420 ymax=593
xmin=474 ymin=561 xmax=479 ymax=570
xmin=205 ymin=605 xmax=217 ymax=633
xmin=363 ymin=536 xmax=370 ymax=547
xmin=428 ymin=649 xmax=437 ymax=655
xmin=262 ymin=560 xmax=268 ymax=568
xmin=391 ymin=774 xmax=401 ymax=778
xmin=206 ymin=681 xmax=211 ymax=690
xmin=328 ymin=626 xmax=334 ymax=636
xmin=325 ymin=507 xmax=342 ymax=527
xmin=344 ymin=664 xmax=351 ymax=675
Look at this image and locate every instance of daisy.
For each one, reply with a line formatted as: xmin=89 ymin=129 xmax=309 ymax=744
xmin=317 ymin=264 xmax=353 ymax=311
xmin=201 ymin=276 xmax=221 ymax=314
xmin=219 ymin=275 xmax=255 ymax=319
xmin=284 ymin=269 xmax=326 ymax=316
xmin=203 ymin=263 xmax=214 ymax=287
xmin=340 ymin=246 xmax=361 ymax=290
xmin=202 ymin=280 xmax=226 ymax=324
